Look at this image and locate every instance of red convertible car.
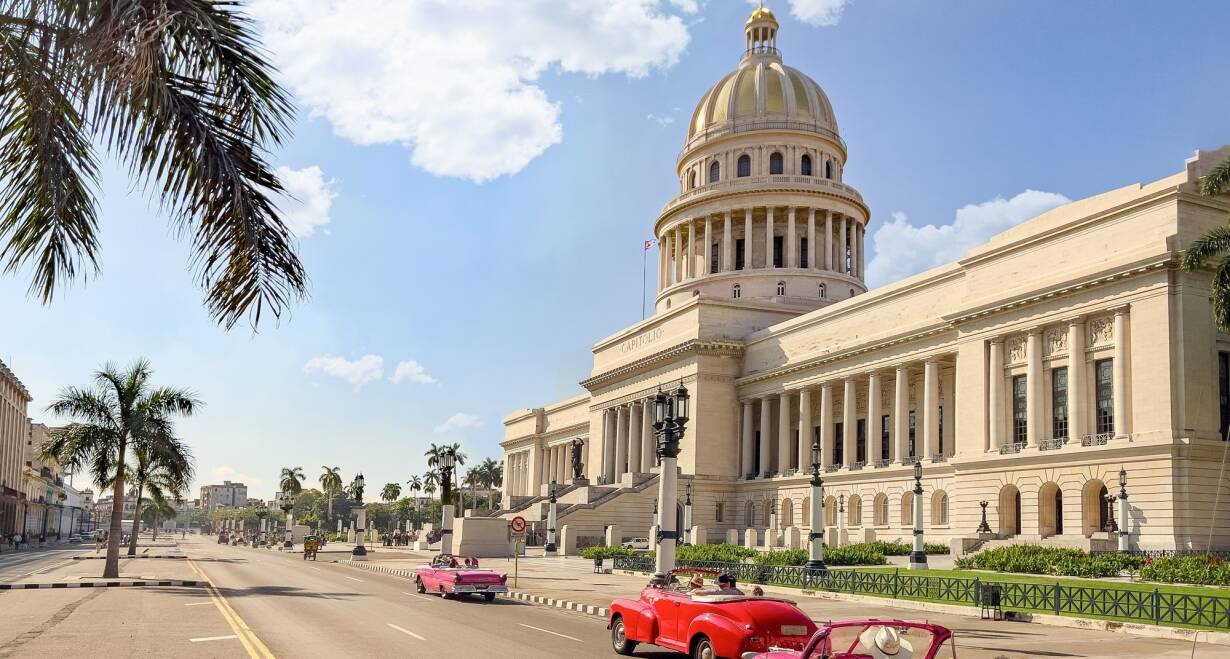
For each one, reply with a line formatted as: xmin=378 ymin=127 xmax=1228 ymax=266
xmin=609 ymin=568 xmax=818 ymax=659
xmin=740 ymin=620 xmax=956 ymax=659
xmin=413 ymin=554 xmax=508 ymax=601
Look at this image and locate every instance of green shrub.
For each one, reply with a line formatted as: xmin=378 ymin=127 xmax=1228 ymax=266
xmin=579 ymin=546 xmax=639 ymax=560
xmin=955 ymin=545 xmax=1142 ymax=578
xmin=924 ymin=542 xmax=950 ymax=555
xmin=823 ymin=543 xmax=888 ymax=566
xmin=1141 ymin=555 xmax=1230 ymax=586
xmin=677 ymin=543 xmax=759 ymax=563
xmin=757 ymin=549 xmax=810 ymax=566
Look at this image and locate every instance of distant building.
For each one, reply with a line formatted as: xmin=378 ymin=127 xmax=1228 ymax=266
xmin=0 ymin=358 xmax=31 ymax=536
xmin=200 ymin=481 xmax=247 ymax=511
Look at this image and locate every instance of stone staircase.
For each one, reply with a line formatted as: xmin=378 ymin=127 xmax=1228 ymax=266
xmin=963 ymin=533 xmax=1118 ymax=554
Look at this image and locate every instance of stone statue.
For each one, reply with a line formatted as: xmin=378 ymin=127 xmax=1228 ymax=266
xmin=571 ymin=438 xmax=585 ymax=479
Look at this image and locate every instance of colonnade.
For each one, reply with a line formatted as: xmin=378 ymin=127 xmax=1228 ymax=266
xmin=598 ymin=398 xmax=656 ymax=484
xmin=740 ymin=358 xmax=955 ymax=479
xmin=504 ymin=439 xmax=584 ymax=498
xmin=659 ymin=206 xmax=864 ymax=289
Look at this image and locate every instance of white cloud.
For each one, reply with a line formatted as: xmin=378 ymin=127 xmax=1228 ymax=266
xmin=647 ymin=113 xmax=675 ymax=127
xmin=866 ymin=190 xmax=1071 ymax=288
xmin=302 ymin=354 xmax=385 ymax=390
xmin=669 ymin=0 xmax=700 ymax=12
xmin=749 ymin=0 xmax=852 ymax=26
xmin=434 ymin=413 xmax=483 ymax=434
xmin=250 ymin=1 xmax=691 ymax=183
xmin=390 ymin=360 xmax=438 ymax=385
xmin=275 ymin=165 xmax=338 ymax=238
xmin=211 ymin=466 xmax=263 ymax=491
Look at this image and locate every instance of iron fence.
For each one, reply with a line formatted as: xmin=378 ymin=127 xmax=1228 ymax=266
xmin=609 ymin=556 xmax=1230 ymax=630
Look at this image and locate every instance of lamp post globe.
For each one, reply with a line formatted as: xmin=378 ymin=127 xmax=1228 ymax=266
xmin=909 ymin=462 xmax=927 ymax=570
xmin=805 ymin=439 xmax=826 ymax=573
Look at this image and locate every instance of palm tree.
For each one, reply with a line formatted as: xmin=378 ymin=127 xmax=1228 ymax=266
xmin=121 ymin=435 xmax=193 ymax=555
xmin=1183 ymin=154 xmax=1230 ymax=329
xmin=480 ymin=458 xmax=503 ymax=509
xmin=422 ymin=471 xmax=438 ymax=502
xmin=319 ymin=466 xmax=343 ymax=528
xmin=280 ymin=467 xmax=306 ymax=496
xmin=463 ymin=468 xmax=478 ymax=512
xmin=40 ymin=359 xmax=198 ymax=578
xmin=405 ymin=475 xmax=422 ymax=518
xmin=381 ymin=482 xmax=401 ymax=503
xmin=0 ymin=1 xmax=305 ymax=329
xmin=141 ymin=490 xmax=180 ymax=542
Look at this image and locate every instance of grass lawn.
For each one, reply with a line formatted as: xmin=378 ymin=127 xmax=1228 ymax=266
xmin=848 ymin=566 xmax=1230 ymax=599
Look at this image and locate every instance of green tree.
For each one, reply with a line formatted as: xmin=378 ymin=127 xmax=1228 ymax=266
xmin=118 ymin=435 xmax=193 ymax=555
xmin=0 ymin=0 xmax=305 ymax=329
xmin=1183 ymin=154 xmax=1230 ymax=330
xmin=480 ymin=458 xmax=503 ymax=510
xmin=422 ymin=470 xmax=438 ymax=502
xmin=41 ymin=359 xmax=198 ymax=578
xmin=140 ymin=492 xmax=178 ymax=541
xmin=279 ymin=467 xmax=306 ymax=496
xmin=319 ymin=466 xmax=343 ymax=527
xmin=380 ymin=482 xmax=400 ymax=503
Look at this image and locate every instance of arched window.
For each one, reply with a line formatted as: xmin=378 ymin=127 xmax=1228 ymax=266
xmin=818 ymin=283 xmax=826 ymax=298
xmin=776 ymin=281 xmax=785 ymax=296
xmin=732 ymin=283 xmax=742 ymax=299
xmin=900 ymin=491 xmax=914 ymax=527
xmin=709 ymin=161 xmax=720 ymax=183
xmin=737 ymin=155 xmax=751 ymax=177
xmin=932 ymin=491 xmax=949 ymax=526
xmin=824 ymin=496 xmax=837 ymax=527
xmin=770 ymin=152 xmax=784 ymax=175
xmin=848 ymin=494 xmax=862 ymax=526
xmin=801 ymin=497 xmax=811 ymax=525
xmin=825 ymin=160 xmax=833 ymax=179
xmin=781 ymin=498 xmax=794 ymax=527
xmin=688 ymin=170 xmax=697 ymax=190
xmin=874 ymin=493 xmax=889 ymax=526
xmin=763 ymin=503 xmax=772 ymax=527
xmin=801 ymin=154 xmax=813 ymax=177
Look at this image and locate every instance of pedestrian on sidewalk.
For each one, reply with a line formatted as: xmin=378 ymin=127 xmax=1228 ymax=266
xmin=13 ymin=533 xmax=22 ymax=551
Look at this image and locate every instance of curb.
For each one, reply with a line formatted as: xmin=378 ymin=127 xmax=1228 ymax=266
xmin=71 ymin=555 xmax=187 ymax=560
xmin=0 ymin=580 xmax=207 ymax=589
xmin=337 ymin=560 xmax=610 ymax=619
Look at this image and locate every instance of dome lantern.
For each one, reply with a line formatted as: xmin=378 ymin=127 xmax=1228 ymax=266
xmin=744 ymin=4 xmax=780 ymax=61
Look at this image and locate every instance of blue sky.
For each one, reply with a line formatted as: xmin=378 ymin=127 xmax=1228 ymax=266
xmin=2 ymin=0 xmax=1227 ymax=500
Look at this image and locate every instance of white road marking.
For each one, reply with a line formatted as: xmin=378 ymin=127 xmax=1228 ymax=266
xmin=183 ymin=602 xmax=213 ymax=606
xmin=307 ymin=566 xmax=322 ymax=571
xmin=518 ymin=624 xmax=584 ymax=643
xmin=401 ymin=591 xmax=433 ymax=601
xmin=343 ymin=576 xmax=363 ymax=582
xmin=387 ymin=623 xmax=425 ymax=640
xmin=189 ymin=635 xmax=239 ymax=643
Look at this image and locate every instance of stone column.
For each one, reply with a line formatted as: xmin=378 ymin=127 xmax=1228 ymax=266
xmin=685 ymin=221 xmax=695 ymax=280
xmin=820 ymin=384 xmax=833 ymax=467
xmin=547 ymin=447 xmax=556 ymax=489
xmin=824 ymin=210 xmax=833 ymax=271
xmin=1027 ymin=330 xmax=1042 ymax=447
xmin=857 ymin=224 xmax=865 ymax=278
xmin=672 ymin=228 xmax=681 ymax=285
xmin=989 ymin=339 xmax=1004 ymax=449
xmin=626 ymin=403 xmax=641 ymax=476
xmin=766 ymin=207 xmax=775 ymax=268
xmin=1114 ymin=309 xmax=1129 ymax=437
xmin=615 ymin=405 xmax=629 ymax=480
xmin=843 ymin=378 xmax=856 ymax=467
xmin=704 ymin=216 xmax=713 ymax=276
xmin=798 ymin=388 xmax=813 ymax=469
xmin=850 ymin=222 xmax=859 ymax=278
xmin=839 ymin=215 xmax=848 ymax=274
xmin=603 ymin=409 xmax=617 ymax=483
xmin=722 ymin=211 xmax=733 ymax=272
xmin=741 ymin=400 xmax=755 ymax=478
xmin=778 ymin=391 xmax=792 ymax=474
xmin=941 ymin=368 xmax=955 ymax=456
xmin=658 ymin=235 xmax=666 ymax=291
xmin=744 ymin=209 xmax=753 ymax=269
xmin=924 ymin=360 xmax=940 ymax=459
xmin=807 ymin=208 xmax=816 ymax=270
xmin=641 ymin=399 xmax=655 ymax=472
xmin=868 ymin=372 xmax=882 ymax=463
xmin=895 ymin=365 xmax=910 ymax=461
xmin=787 ymin=207 xmax=797 ymax=268
xmin=759 ymin=396 xmax=772 ymax=477
xmin=1068 ymin=320 xmax=1085 ymax=440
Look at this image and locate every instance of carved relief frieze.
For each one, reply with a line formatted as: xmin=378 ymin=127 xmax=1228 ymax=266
xmin=1006 ymin=336 xmax=1027 ymax=364
xmin=1088 ymin=316 xmax=1114 ymax=348
xmin=1044 ymin=327 xmax=1067 ymax=357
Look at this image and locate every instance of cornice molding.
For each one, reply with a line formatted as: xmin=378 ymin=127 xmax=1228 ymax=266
xmin=581 ymin=339 xmax=744 ymax=392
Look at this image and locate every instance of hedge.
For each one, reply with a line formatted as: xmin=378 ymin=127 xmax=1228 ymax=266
xmin=954 ymin=544 xmax=1145 ymax=578
xmin=1141 ymin=554 xmax=1230 ymax=586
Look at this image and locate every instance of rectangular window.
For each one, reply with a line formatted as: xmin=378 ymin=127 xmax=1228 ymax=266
xmin=715 ymin=502 xmax=724 ymax=523
xmin=1052 ymin=366 xmax=1068 ymax=440
xmin=735 ymin=238 xmax=745 ymax=270
xmin=1096 ymin=358 xmax=1114 ymax=435
xmin=773 ymin=236 xmax=784 ymax=267
xmin=907 ymin=412 xmax=916 ymax=457
xmin=1221 ymin=352 xmax=1230 ymax=440
xmin=1012 ymin=375 xmax=1028 ymax=444
xmin=710 ymin=243 xmax=719 ymax=274
xmin=799 ymin=237 xmax=809 ymax=268
xmin=856 ymin=419 xmax=866 ymax=463
xmin=881 ymin=414 xmax=890 ymax=461
xmin=833 ymin=422 xmax=844 ymax=465
xmin=753 ymin=430 xmax=761 ymax=474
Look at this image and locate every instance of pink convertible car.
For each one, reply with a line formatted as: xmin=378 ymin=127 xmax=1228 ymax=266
xmin=413 ymin=554 xmax=509 ymax=602
xmin=740 ymin=619 xmax=957 ymax=659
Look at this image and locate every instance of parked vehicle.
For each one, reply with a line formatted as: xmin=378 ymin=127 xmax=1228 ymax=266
xmin=621 ymin=538 xmax=651 ymax=550
xmin=609 ymin=568 xmax=817 ymax=659
xmin=413 ymin=554 xmax=508 ymax=602
xmin=738 ymin=619 xmax=957 ymax=659
xmin=303 ymin=535 xmax=319 ymax=561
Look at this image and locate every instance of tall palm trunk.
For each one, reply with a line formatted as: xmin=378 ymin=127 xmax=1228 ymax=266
xmin=104 ymin=467 xmax=125 ymax=578
xmin=151 ymin=514 xmax=159 ymax=541
xmin=128 ymin=483 xmax=144 ymax=556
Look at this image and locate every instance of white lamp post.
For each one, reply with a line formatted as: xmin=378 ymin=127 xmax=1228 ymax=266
xmin=351 ymin=473 xmax=367 ymax=561
xmin=682 ymin=481 xmax=693 ymax=545
xmin=439 ymin=450 xmax=456 ymax=555
xmin=910 ymin=462 xmax=928 ymax=570
xmin=545 ymin=480 xmax=559 ymax=556
xmin=652 ymin=382 xmax=689 ymax=579
xmin=806 ymin=439 xmax=826 ymax=572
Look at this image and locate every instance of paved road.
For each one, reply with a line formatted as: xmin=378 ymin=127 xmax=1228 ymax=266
xmin=0 ymin=545 xmax=85 ymax=581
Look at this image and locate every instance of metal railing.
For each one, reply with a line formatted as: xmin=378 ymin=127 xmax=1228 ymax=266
xmin=850 ymin=462 xmax=866 ymax=470
xmin=1082 ymin=433 xmax=1113 ymax=447
xmin=900 ymin=456 xmax=920 ymax=466
xmin=998 ymin=442 xmax=1025 ymax=455
xmin=824 ymin=465 xmax=841 ymax=473
xmin=930 ymin=455 xmax=947 ymax=463
xmin=1039 ymin=438 xmax=1067 ymax=451
xmin=873 ymin=459 xmax=891 ymax=468
xmin=610 ymin=556 xmax=1230 ymax=631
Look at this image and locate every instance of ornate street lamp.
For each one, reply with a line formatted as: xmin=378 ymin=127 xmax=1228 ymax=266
xmin=682 ymin=480 xmax=693 ymax=545
xmin=976 ymin=500 xmax=993 ymax=535
xmin=439 ymin=449 xmax=457 ymax=555
xmin=769 ymin=499 xmax=778 ymax=547
xmin=544 ymin=480 xmax=559 ymax=556
xmin=255 ymin=503 xmax=269 ymax=547
xmin=910 ymin=462 xmax=927 ymax=570
xmin=351 ymin=473 xmax=368 ymax=560
xmin=280 ymin=493 xmax=294 ymax=550
xmin=806 ymin=439 xmax=826 ymax=573
xmin=1117 ymin=467 xmax=1130 ymax=550
xmin=651 ymin=381 xmax=688 ymax=579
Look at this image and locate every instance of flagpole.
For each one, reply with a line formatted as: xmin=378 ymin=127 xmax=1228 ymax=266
xmin=642 ymin=245 xmax=648 ymax=320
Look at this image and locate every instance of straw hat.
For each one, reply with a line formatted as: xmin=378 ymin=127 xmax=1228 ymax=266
xmin=857 ymin=626 xmax=913 ymax=659
xmin=688 ymin=574 xmax=705 ymax=589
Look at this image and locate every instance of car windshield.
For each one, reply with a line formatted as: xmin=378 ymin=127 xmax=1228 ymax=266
xmin=824 ymin=624 xmax=945 ymax=658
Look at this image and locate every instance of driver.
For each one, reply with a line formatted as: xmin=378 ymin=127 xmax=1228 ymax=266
xmin=858 ymin=626 xmax=912 ymax=659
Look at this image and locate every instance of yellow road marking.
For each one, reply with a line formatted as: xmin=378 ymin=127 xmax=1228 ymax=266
xmin=187 ymin=559 xmax=276 ymax=659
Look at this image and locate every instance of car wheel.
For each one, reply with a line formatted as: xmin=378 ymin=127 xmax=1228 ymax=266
xmin=483 ymin=592 xmax=495 ymax=602
xmin=439 ymin=585 xmax=451 ymax=600
xmin=415 ymin=577 xmax=427 ymax=594
xmin=610 ymin=615 xmax=637 ymax=655
xmin=691 ymin=634 xmax=716 ymax=659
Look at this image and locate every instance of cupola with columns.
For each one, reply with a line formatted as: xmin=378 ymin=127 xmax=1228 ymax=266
xmin=655 ymin=4 xmax=869 ymax=314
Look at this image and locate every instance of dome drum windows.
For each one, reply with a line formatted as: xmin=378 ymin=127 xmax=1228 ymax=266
xmin=825 ymin=160 xmax=833 ymax=179
xmin=801 ymin=154 xmax=813 ymax=177
xmin=709 ymin=161 xmax=720 ymax=183
xmin=769 ymin=152 xmax=784 ymax=175
xmin=776 ymin=281 xmax=786 ymax=296
xmin=732 ymin=283 xmax=742 ymax=299
xmin=737 ymin=154 xmax=751 ymax=178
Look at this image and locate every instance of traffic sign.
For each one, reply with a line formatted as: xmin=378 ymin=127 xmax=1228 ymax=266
xmin=509 ymin=516 xmax=527 ymax=534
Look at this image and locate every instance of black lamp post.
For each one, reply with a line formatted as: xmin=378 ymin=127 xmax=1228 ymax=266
xmin=280 ymin=494 xmax=294 ymax=549
xmin=909 ymin=461 xmax=927 ymax=569
xmin=1116 ymin=467 xmax=1129 ymax=550
xmin=682 ymin=480 xmax=693 ymax=545
xmin=255 ymin=503 xmax=269 ymax=547
xmin=439 ymin=449 xmax=457 ymax=555
xmin=651 ymin=381 xmax=689 ymax=578
xmin=806 ymin=439 xmax=826 ymax=572
xmin=545 ymin=479 xmax=559 ymax=556
xmin=351 ymin=473 xmax=367 ymax=559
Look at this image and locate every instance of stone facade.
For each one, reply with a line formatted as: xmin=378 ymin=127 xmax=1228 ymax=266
xmin=0 ymin=358 xmax=30 ymax=536
xmin=500 ymin=8 xmax=1230 ymax=551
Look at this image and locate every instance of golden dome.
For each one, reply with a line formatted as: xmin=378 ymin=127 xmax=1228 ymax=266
xmin=746 ymin=6 xmax=778 ymax=25
xmin=687 ymin=60 xmax=838 ymax=141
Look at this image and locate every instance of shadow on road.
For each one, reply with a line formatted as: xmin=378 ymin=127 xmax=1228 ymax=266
xmin=214 ymin=585 xmax=363 ymax=600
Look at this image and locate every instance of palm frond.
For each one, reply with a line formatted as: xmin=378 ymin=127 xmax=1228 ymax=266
xmin=1201 ymin=155 xmax=1230 ymax=197
xmin=1210 ymin=257 xmax=1230 ymax=332
xmin=1183 ymin=225 xmax=1230 ymax=271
